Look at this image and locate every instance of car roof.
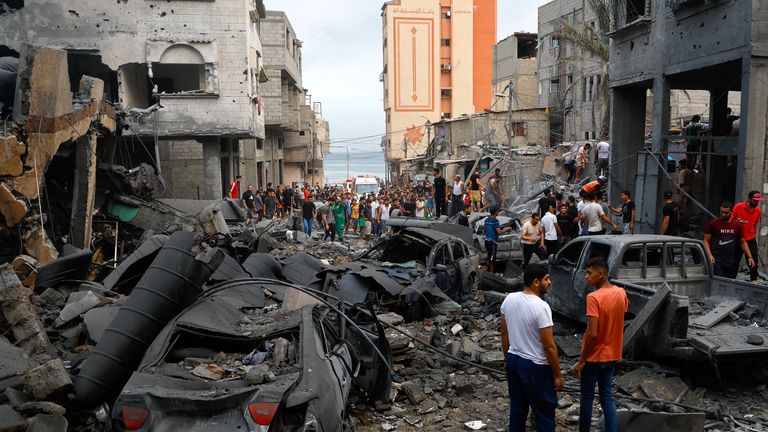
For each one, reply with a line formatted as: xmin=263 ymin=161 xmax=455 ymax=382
xmin=575 ymin=235 xmax=704 ymax=247
xmin=402 ymin=227 xmax=459 ymax=242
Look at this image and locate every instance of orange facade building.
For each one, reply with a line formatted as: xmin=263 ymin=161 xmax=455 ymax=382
xmin=381 ymin=0 xmax=497 ymax=173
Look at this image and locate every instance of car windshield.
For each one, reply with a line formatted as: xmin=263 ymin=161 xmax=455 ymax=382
xmin=356 ymin=184 xmax=378 ymax=194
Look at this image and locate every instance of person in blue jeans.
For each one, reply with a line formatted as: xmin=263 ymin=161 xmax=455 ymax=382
xmin=301 ymin=196 xmax=316 ymax=237
xmin=500 ymin=264 xmax=563 ymax=431
xmin=572 ymin=257 xmax=629 ymax=432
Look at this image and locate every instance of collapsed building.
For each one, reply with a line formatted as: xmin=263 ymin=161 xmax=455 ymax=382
xmin=607 ymin=0 xmax=766 ymax=264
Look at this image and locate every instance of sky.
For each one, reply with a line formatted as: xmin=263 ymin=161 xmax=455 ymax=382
xmin=265 ymin=0 xmax=549 ymax=157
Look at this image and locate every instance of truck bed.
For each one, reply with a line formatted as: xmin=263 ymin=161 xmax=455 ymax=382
xmin=689 ymin=323 xmax=768 ymax=356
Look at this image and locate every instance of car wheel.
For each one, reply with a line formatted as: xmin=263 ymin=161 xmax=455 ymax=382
xmin=303 ymin=412 xmax=322 ymax=432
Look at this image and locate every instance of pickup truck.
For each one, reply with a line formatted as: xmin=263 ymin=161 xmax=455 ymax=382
xmin=547 ymin=235 xmax=768 ymax=361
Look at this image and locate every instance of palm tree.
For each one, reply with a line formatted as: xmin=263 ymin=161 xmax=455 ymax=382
xmin=556 ymin=0 xmax=612 ymax=138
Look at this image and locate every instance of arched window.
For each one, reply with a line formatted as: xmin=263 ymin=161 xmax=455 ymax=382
xmin=153 ymin=44 xmax=206 ymax=93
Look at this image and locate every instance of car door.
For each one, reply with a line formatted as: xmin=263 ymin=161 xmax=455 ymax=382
xmin=428 ymin=240 xmax=461 ymax=300
xmin=548 ymin=239 xmax=588 ymax=320
xmin=450 ymin=240 xmax=472 ymax=289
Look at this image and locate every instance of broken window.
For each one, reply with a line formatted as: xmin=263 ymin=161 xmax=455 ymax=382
xmin=450 ymin=242 xmax=465 ymax=261
xmin=625 ymin=0 xmax=647 ymax=23
xmin=441 ymin=39 xmax=451 ymax=47
xmin=153 ymin=63 xmax=205 ymax=93
xmin=556 ymin=241 xmax=585 ymax=267
xmin=512 ymin=122 xmax=527 ymax=137
xmin=0 ymin=0 xmax=23 ymax=15
xmin=441 ymin=89 xmax=452 ymax=98
xmin=550 ymin=36 xmax=559 ymax=49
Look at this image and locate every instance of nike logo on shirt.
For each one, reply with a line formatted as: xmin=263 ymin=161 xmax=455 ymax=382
xmin=719 ymin=239 xmax=735 ymax=246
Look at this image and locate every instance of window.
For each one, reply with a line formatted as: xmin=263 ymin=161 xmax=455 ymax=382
xmin=584 ymin=132 xmax=591 ymax=140
xmin=567 ymin=74 xmax=573 ymax=85
xmin=285 ymin=29 xmax=290 ymax=49
xmin=256 ymin=138 xmax=264 ymax=150
xmin=550 ymin=79 xmax=559 ymax=94
xmin=512 ymin=122 xmax=527 ymax=137
xmin=556 ymin=241 xmax=585 ymax=267
xmin=667 ymin=245 xmax=705 ymax=266
xmin=622 ymin=246 xmax=644 ymax=268
xmin=153 ymin=63 xmax=205 ymax=93
xmin=442 ymin=112 xmax=451 ymax=119
xmin=538 ymin=81 xmax=543 ymax=96
xmin=441 ymin=89 xmax=452 ymax=98
xmin=435 ymin=245 xmax=451 ymax=266
xmin=442 ymin=12 xmax=451 ymax=19
xmin=550 ymin=36 xmax=560 ymax=48
xmin=277 ymin=137 xmax=284 ymax=150
xmin=441 ymin=39 xmax=451 ymax=47
xmin=451 ymin=242 xmax=465 ymax=260
xmin=588 ymin=243 xmax=611 ymax=262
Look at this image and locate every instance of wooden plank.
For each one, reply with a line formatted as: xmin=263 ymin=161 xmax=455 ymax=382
xmin=690 ymin=300 xmax=744 ymax=330
xmin=623 ymin=282 xmax=671 ymax=351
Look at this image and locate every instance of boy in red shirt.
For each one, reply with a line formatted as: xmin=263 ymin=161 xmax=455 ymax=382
xmin=572 ymin=257 xmax=628 ymax=432
xmin=733 ymin=191 xmax=762 ymax=282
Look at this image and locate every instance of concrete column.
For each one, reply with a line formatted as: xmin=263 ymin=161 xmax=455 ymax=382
xmin=200 ymin=138 xmax=222 ymax=200
xmin=651 ymin=77 xmax=671 ymax=154
xmin=709 ymin=88 xmax=731 ymax=137
xmin=610 ymin=84 xmax=649 ymax=228
xmin=739 ymin=57 xmax=768 ymax=202
xmin=70 ymin=134 xmax=98 ymax=249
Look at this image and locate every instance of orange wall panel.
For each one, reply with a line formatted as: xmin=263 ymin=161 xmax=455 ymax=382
xmin=472 ymin=0 xmax=496 ymax=111
xmin=440 ymin=71 xmax=452 ymax=88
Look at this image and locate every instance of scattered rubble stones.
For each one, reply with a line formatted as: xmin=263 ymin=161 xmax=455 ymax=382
xmin=0 ymin=404 xmax=27 ymax=432
xmin=22 ymin=359 xmax=72 ymax=400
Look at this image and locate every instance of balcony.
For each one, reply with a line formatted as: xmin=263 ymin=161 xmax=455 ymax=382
xmin=609 ymin=0 xmax=651 ymax=36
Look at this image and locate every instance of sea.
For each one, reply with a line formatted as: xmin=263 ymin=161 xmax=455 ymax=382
xmin=322 ymin=150 xmax=385 ymax=183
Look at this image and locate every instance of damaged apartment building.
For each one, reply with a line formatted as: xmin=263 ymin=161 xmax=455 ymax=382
xmin=0 ymin=1 xmax=328 ymax=264
xmin=0 ymin=1 xmax=328 ymax=201
xmin=607 ymin=0 xmax=767 ymax=261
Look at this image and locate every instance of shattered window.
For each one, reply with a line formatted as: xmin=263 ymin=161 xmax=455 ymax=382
xmin=667 ymin=245 xmax=705 ymax=266
xmin=451 ymin=242 xmax=465 ymax=260
xmin=435 ymin=245 xmax=450 ymax=266
xmin=557 ymin=241 xmax=585 ymax=267
xmin=622 ymin=246 xmax=644 ymax=268
xmin=153 ymin=63 xmax=205 ymax=93
xmin=587 ymin=243 xmax=611 ymax=263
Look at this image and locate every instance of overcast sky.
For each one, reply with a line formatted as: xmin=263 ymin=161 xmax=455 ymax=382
xmin=265 ymin=1 xmax=549 ymax=152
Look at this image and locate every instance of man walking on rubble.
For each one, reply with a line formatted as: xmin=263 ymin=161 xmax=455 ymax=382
xmin=242 ymin=184 xmax=257 ymax=224
xmin=703 ymin=201 xmax=754 ymax=278
xmin=573 ymin=257 xmax=628 ymax=432
xmin=501 ymin=263 xmax=563 ymax=432
xmin=320 ymin=197 xmax=336 ymax=242
xmin=301 ymin=194 xmax=316 ymax=237
xmin=733 ymin=191 xmax=762 ymax=282
xmin=228 ymin=175 xmax=242 ymax=200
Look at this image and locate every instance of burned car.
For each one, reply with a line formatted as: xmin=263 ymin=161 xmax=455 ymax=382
xmin=334 ymin=228 xmax=480 ymax=319
xmin=470 ymin=214 xmax=523 ymax=265
xmin=111 ymin=279 xmax=391 ymax=431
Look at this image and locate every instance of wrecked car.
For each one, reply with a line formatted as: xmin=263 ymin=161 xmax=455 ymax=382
xmin=470 ymin=214 xmax=523 ymax=265
xmin=383 ymin=216 xmax=473 ymax=245
xmin=547 ymin=235 xmax=768 ymax=361
xmin=112 ymin=279 xmax=391 ymax=431
xmin=344 ymin=228 xmax=479 ymax=319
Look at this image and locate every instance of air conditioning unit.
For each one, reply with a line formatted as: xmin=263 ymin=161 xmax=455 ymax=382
xmin=441 ymin=63 xmax=452 ymax=71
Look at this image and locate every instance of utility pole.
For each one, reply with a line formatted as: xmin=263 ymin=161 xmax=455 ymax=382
xmin=505 ymin=83 xmax=515 ymax=147
xmin=309 ymin=123 xmax=315 ymax=186
xmin=403 ymin=136 xmax=408 ymax=159
xmin=346 ymin=146 xmax=349 ymax=179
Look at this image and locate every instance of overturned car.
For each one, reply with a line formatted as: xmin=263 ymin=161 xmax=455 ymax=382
xmin=111 ymin=279 xmax=391 ymax=431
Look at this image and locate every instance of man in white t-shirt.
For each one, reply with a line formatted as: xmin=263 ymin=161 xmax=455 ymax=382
xmin=501 ymin=263 xmax=563 ymax=432
xmin=582 ymin=192 xmax=617 ymax=235
xmin=521 ymin=212 xmax=547 ymax=269
xmin=595 ymin=139 xmax=610 ymax=176
xmin=540 ymin=205 xmax=562 ymax=255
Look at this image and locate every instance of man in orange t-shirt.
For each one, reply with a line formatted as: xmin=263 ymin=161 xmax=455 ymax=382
xmin=572 ymin=257 xmax=628 ymax=432
xmin=733 ymin=190 xmax=762 ymax=282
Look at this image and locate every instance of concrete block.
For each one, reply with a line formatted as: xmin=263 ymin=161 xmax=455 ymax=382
xmin=0 ymin=337 xmax=38 ymax=381
xmin=23 ymin=359 xmax=72 ymax=400
xmin=23 ymin=230 xmax=58 ymax=265
xmin=0 ymin=265 xmax=55 ymax=358
xmin=0 ymin=136 xmax=25 ymax=177
xmin=55 ymin=291 xmax=101 ymax=327
xmin=0 ymin=405 xmax=26 ymax=432
xmin=26 ymin=414 xmax=67 ymax=432
xmin=0 ymin=183 xmax=28 ymax=228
